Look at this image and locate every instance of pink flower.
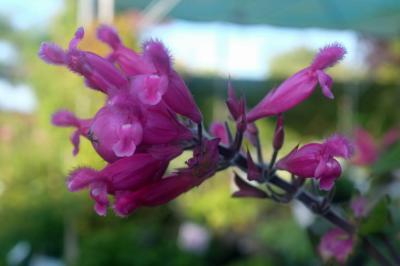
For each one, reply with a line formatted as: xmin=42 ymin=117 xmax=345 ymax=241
xmin=40 ymin=27 xmax=129 ymax=95
xmin=318 ymin=228 xmax=354 ymax=264
xmin=113 ymin=139 xmax=220 ymax=216
xmin=247 ymin=44 xmax=346 ymax=122
xmin=352 ymin=128 xmax=379 ymax=166
xmin=276 ymin=135 xmax=353 ymax=190
xmin=68 ymin=153 xmax=171 ymax=215
xmin=40 ymin=26 xmax=199 ymax=165
xmin=97 ymin=25 xmax=202 ymax=122
xmin=209 ymin=122 xmax=229 ymax=145
xmin=89 ymin=104 xmax=143 ymax=162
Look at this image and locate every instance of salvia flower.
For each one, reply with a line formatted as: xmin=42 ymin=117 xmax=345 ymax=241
xmin=276 ymin=135 xmax=353 ymax=190
xmin=40 ymin=26 xmax=198 ymax=163
xmin=318 ymin=228 xmax=354 ymax=264
xmin=114 ymin=139 xmax=220 ymax=216
xmin=247 ymin=43 xmax=346 ymax=122
xmin=96 ymin=25 xmax=202 ymax=123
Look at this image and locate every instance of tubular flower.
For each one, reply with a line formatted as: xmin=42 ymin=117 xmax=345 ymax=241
xmin=39 ymin=26 xmax=213 ymax=216
xmin=247 ymin=44 xmax=346 ymax=122
xmin=114 ymin=139 xmax=220 ymax=216
xmin=96 ymin=25 xmax=202 ymax=123
xmin=276 ymin=135 xmax=353 ymax=190
xmin=40 ymin=26 xmax=197 ymax=162
xmin=318 ymin=228 xmax=354 ymax=264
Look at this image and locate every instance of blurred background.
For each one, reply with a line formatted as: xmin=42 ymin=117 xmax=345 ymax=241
xmin=0 ymin=0 xmax=399 ymax=265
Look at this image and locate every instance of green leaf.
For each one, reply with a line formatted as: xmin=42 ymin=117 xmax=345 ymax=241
xmin=359 ymin=196 xmax=391 ymax=236
xmin=372 ymin=142 xmax=400 ymax=175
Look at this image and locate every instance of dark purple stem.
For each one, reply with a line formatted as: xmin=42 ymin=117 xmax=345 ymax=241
xmin=218 ymin=145 xmax=355 ymax=234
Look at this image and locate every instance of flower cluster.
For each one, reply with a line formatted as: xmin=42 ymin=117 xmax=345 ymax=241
xmin=39 ymin=26 xmax=219 ymax=216
xmin=39 ymin=25 xmax=351 ymax=216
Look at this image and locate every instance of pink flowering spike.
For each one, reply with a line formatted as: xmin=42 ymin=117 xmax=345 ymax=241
xmin=67 ymin=167 xmax=101 ymax=192
xmin=141 ymin=104 xmax=192 ymax=145
xmin=324 ymin=134 xmax=354 ymax=159
xmin=382 ymin=127 xmax=400 ymax=150
xmin=163 ymin=70 xmax=202 ymax=123
xmin=352 ymin=128 xmax=379 ymax=166
xmin=246 ymin=151 xmax=262 ymax=182
xmin=89 ymin=106 xmax=143 ymax=162
xmin=273 ymin=114 xmax=285 ymax=151
xmin=232 ymin=173 xmax=268 ymax=199
xmin=96 ymin=25 xmax=121 ymax=49
xmin=143 ymin=40 xmax=172 ymax=75
xmin=133 ymin=74 xmax=168 ymax=105
xmin=90 ymin=181 xmax=109 ymax=216
xmin=114 ymin=173 xmax=202 ymax=216
xmin=247 ymin=44 xmax=345 ymax=122
xmin=318 ymin=228 xmax=353 ymax=264
xmin=351 ymin=196 xmax=368 ymax=218
xmin=226 ymin=80 xmax=241 ymax=120
xmin=112 ymin=123 xmax=143 ymax=157
xmin=209 ymin=122 xmax=229 ymax=145
xmin=311 ymin=43 xmax=346 ymax=71
xmin=38 ymin=42 xmax=66 ymax=65
xmin=317 ymin=70 xmax=334 ymax=99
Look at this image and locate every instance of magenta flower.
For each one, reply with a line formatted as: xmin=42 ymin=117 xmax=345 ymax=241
xmin=67 ymin=153 xmax=171 ymax=215
xmin=41 ymin=26 xmax=196 ymax=163
xmin=276 ymin=135 xmax=353 ymax=190
xmin=247 ymin=44 xmax=346 ymax=122
xmin=114 ymin=139 xmax=220 ymax=216
xmin=352 ymin=128 xmax=379 ymax=166
xmin=96 ymin=25 xmax=202 ymax=123
xmin=318 ymin=228 xmax=354 ymax=264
